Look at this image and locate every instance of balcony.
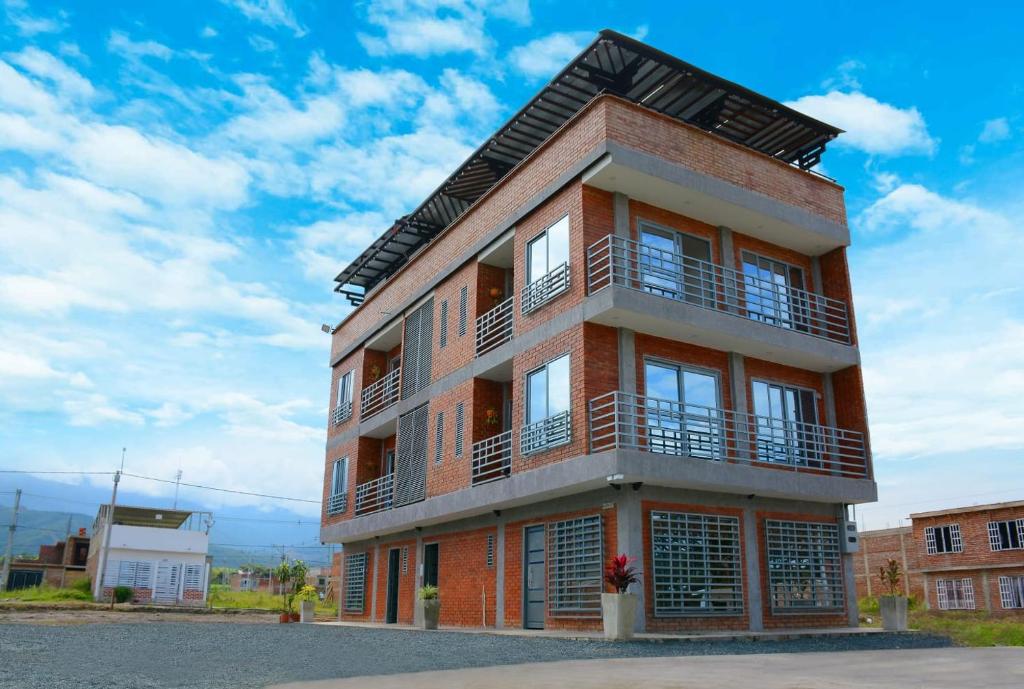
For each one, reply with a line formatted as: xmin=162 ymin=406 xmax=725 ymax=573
xmin=331 ymin=401 xmax=353 ymax=427
xmin=588 ymin=391 xmax=867 ymax=479
xmin=471 ymin=430 xmax=512 ymax=485
xmin=521 ymin=262 xmax=570 ymax=315
xmin=360 ymin=367 xmax=400 ymax=420
xmin=476 ymin=296 xmax=514 ymax=356
xmin=520 ymin=410 xmax=572 ymax=456
xmin=326 ymin=492 xmax=348 ymax=516
xmin=588 ymin=235 xmax=851 ymax=344
xmin=354 ymin=474 xmax=394 ymax=516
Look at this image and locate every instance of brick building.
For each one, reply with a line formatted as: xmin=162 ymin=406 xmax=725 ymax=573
xmin=320 ymin=31 xmax=875 ymax=633
xmin=3 ymin=532 xmax=90 ymax=591
xmin=855 ymin=501 xmax=1024 ymax=613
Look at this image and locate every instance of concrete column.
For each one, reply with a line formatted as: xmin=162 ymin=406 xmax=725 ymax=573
xmin=811 ymin=255 xmax=824 ymax=296
xmin=822 ymin=373 xmax=840 ymax=475
xmin=495 ymin=517 xmax=506 ymax=628
xmin=729 ymin=353 xmax=749 ymax=461
xmin=370 ymin=543 xmax=380 ymax=622
xmin=862 ymin=535 xmax=872 ymax=597
xmin=618 ymin=328 xmax=636 ymax=394
xmin=742 ymin=507 xmax=764 ymax=631
xmin=337 ymin=550 xmax=345 ymax=621
xmin=982 ymin=571 xmax=992 ymax=612
xmin=840 ymin=505 xmax=859 ymax=627
xmin=922 ymin=573 xmax=931 ymax=610
xmin=413 ymin=535 xmax=423 ymax=626
xmin=898 ymin=530 xmax=910 ymax=596
xmin=613 ymin=193 xmax=630 ymax=238
xmin=717 ymin=227 xmax=736 ymax=313
xmin=615 ymin=489 xmax=646 ymax=632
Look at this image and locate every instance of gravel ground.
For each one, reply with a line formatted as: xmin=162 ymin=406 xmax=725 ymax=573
xmin=0 ymin=623 xmax=951 ymax=689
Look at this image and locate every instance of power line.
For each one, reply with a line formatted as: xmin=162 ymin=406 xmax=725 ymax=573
xmin=210 ymin=543 xmax=332 ymax=549
xmin=0 ymin=470 xmax=114 ymax=476
xmin=121 ymin=472 xmax=319 ymax=504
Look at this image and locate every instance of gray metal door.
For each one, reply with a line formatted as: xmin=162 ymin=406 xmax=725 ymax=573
xmin=385 ymin=548 xmax=400 ymax=624
xmin=524 ymin=525 xmax=545 ymax=629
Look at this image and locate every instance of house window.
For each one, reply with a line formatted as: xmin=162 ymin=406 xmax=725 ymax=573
xmin=327 ymin=458 xmax=348 ymax=515
xmin=742 ymin=252 xmax=808 ymax=332
xmin=439 ymin=299 xmax=449 ymax=349
xmin=401 ymin=546 xmax=409 ymax=575
xmin=644 ymin=360 xmax=721 ymax=459
xmin=183 ymin=565 xmax=204 ymax=591
xmin=651 ymin=511 xmax=743 ymax=616
xmin=998 ymin=576 xmax=1024 ymax=609
xmin=925 ymin=524 xmax=963 ymax=554
xmin=765 ymin=520 xmax=844 ymax=611
xmin=334 ymin=370 xmax=354 ymax=424
xmin=637 ymin=223 xmax=713 ymax=306
xmin=105 ymin=560 xmax=153 ymax=590
xmin=344 ymin=552 xmax=367 ymax=613
xmin=458 ymin=285 xmax=468 ymax=337
xmin=752 ymin=380 xmax=820 ymax=466
xmin=988 ymin=519 xmax=1024 ymax=551
xmin=454 ymin=402 xmax=465 ymax=457
xmin=548 ymin=515 xmax=603 ymax=616
xmin=434 ymin=411 xmax=444 ymax=464
xmin=936 ymin=578 xmax=975 ymax=610
xmin=486 ymin=534 xmax=495 ymax=568
xmin=522 ymin=215 xmax=570 ymax=314
xmin=521 ymin=353 xmax=571 ymax=454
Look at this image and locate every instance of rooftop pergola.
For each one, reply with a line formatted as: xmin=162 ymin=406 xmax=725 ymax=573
xmin=335 ymin=30 xmax=841 ymax=306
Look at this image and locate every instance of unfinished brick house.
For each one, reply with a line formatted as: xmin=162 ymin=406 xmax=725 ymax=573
xmin=320 ymin=30 xmax=875 ymax=633
xmin=855 ymin=501 xmax=1024 ymax=614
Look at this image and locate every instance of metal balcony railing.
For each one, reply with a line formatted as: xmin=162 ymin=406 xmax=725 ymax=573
xmin=326 ymin=492 xmax=348 ymax=515
xmin=360 ymin=367 xmax=400 ymax=420
xmin=588 ymin=391 xmax=867 ymax=478
xmin=476 ymin=296 xmax=514 ymax=356
xmin=587 ymin=235 xmax=851 ymax=344
xmin=471 ymin=430 xmax=512 ymax=485
xmin=331 ymin=401 xmax=353 ymax=426
xmin=521 ymin=262 xmax=570 ymax=315
xmin=520 ymin=409 xmax=572 ymax=456
xmin=354 ymin=473 xmax=394 ymax=516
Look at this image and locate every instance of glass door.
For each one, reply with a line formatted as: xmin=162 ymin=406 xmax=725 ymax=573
xmin=639 ymin=225 xmax=713 ymax=306
xmin=752 ymin=381 xmax=820 ymax=465
xmin=742 ymin=253 xmax=808 ymax=331
xmin=644 ymin=361 xmax=721 ymax=459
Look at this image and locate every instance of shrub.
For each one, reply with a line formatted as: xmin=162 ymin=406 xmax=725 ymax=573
xmin=71 ymin=577 xmax=92 ymax=594
xmin=605 ymin=554 xmax=640 ymax=594
xmin=418 ymin=585 xmax=438 ymax=601
xmin=878 ymin=559 xmax=903 ymax=597
xmin=113 ymin=586 xmax=133 ymax=603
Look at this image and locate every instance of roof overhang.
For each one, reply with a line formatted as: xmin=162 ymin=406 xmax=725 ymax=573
xmin=105 ymin=505 xmax=193 ymax=529
xmin=335 ymin=29 xmax=842 ymax=305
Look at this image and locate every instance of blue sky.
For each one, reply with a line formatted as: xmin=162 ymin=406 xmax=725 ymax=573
xmin=1 ymin=0 xmax=1022 ymax=534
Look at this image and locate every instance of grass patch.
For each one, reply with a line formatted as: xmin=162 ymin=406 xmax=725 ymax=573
xmin=859 ymin=598 xmax=1024 ymax=646
xmin=0 ymin=584 xmax=92 ymax=602
xmin=208 ymin=589 xmax=337 ymax=617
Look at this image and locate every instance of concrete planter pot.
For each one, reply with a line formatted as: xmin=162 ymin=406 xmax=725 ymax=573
xmin=420 ymin=599 xmax=440 ymax=630
xmin=601 ymin=592 xmax=638 ymax=641
xmin=299 ymin=600 xmax=316 ymax=624
xmin=880 ymin=595 xmax=908 ymax=631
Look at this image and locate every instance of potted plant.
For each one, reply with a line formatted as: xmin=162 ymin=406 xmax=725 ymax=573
xmin=298 ymin=585 xmax=318 ymax=624
xmin=275 ymin=561 xmax=293 ymax=623
xmin=289 ymin=560 xmax=308 ymax=622
xmin=878 ymin=558 xmax=908 ymax=631
xmin=418 ymin=585 xmax=440 ymax=630
xmin=602 ymin=554 xmax=640 ymax=640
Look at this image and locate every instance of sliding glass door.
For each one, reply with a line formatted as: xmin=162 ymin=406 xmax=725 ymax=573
xmin=752 ymin=381 xmax=820 ymax=465
xmin=644 ymin=361 xmax=721 ymax=459
xmin=638 ymin=225 xmax=713 ymax=307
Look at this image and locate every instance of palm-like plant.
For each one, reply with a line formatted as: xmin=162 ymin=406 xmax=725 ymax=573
xmin=605 ymin=554 xmax=640 ymax=594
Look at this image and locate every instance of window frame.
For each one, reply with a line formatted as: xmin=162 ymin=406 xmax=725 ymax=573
xmin=765 ymin=519 xmax=845 ymax=612
xmin=936 ymin=578 xmax=975 ymax=610
xmin=521 ymin=353 xmax=572 ymax=455
xmin=925 ymin=524 xmax=963 ymax=555
xmin=988 ymin=519 xmax=1024 ymax=551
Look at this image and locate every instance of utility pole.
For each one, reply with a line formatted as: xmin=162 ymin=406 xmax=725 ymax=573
xmin=0 ymin=489 xmax=21 ymax=593
xmin=173 ymin=470 xmax=183 ymax=509
xmin=60 ymin=514 xmax=72 ymax=588
xmin=94 ymin=471 xmax=121 ymax=602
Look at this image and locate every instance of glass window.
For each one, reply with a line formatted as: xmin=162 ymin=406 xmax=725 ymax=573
xmin=337 ymin=370 xmax=353 ymax=407
xmin=988 ymin=519 xmax=1024 ymax=551
xmin=752 ymin=380 xmax=820 ymax=465
xmin=644 ymin=361 xmax=721 ymax=459
xmin=527 ymin=354 xmax=570 ymax=423
xmin=638 ymin=224 xmax=712 ymax=305
xmin=331 ymin=457 xmax=348 ymax=496
xmin=926 ymin=524 xmax=963 ymax=554
xmin=742 ymin=252 xmax=807 ymax=331
xmin=526 ymin=215 xmax=569 ymax=284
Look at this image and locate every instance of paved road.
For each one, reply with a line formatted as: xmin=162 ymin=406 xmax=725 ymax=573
xmin=0 ymin=622 xmax=951 ymax=689
xmin=271 ymin=648 xmax=1024 ymax=689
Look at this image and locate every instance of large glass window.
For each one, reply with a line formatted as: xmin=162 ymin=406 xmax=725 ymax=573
xmin=752 ymin=380 xmax=820 ymax=465
xmin=936 ymin=578 xmax=975 ymax=610
xmin=651 ymin=511 xmax=743 ymax=616
xmin=522 ymin=354 xmax=571 ymax=454
xmin=742 ymin=252 xmax=807 ymax=331
xmin=522 ymin=216 xmax=570 ymax=313
xmin=765 ymin=520 xmax=844 ymax=611
xmin=327 ymin=457 xmax=348 ymax=515
xmin=644 ymin=361 xmax=721 ymax=459
xmin=638 ymin=224 xmax=713 ymax=306
xmin=334 ymin=370 xmax=354 ymax=424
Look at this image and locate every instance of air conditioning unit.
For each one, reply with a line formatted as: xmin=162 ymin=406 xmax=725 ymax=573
xmin=841 ymin=520 xmax=860 ymax=553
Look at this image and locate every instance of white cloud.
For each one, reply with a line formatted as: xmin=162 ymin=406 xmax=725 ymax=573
xmin=201 ymin=26 xmax=218 ymax=39
xmin=222 ymin=0 xmax=307 ymax=37
xmin=3 ymin=0 xmax=66 ymax=36
xmin=107 ymin=30 xmax=174 ymax=61
xmin=6 ymin=47 xmax=95 ymax=100
xmin=248 ymin=34 xmax=277 ymax=52
xmin=290 ymin=212 xmax=390 ymax=284
xmin=978 ymin=117 xmax=1011 ymax=143
xmin=509 ymin=31 xmax=590 ymax=79
xmin=785 ymin=91 xmax=937 ymax=156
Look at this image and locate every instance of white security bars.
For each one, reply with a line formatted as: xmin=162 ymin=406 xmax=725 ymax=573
xmin=587 ymin=235 xmax=851 ymax=344
xmin=360 ymin=366 xmax=400 ymax=419
xmin=936 ymin=578 xmax=975 ymax=610
xmin=588 ymin=391 xmax=868 ymax=478
xmin=471 ymin=430 xmax=512 ymax=485
xmin=925 ymin=524 xmax=963 ymax=554
xmin=476 ymin=296 xmax=514 ymax=355
xmin=988 ymin=519 xmax=1024 ymax=551
xmin=998 ymin=576 xmax=1024 ymax=609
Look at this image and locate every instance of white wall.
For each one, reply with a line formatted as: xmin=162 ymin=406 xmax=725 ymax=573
xmin=108 ymin=525 xmax=208 ymax=554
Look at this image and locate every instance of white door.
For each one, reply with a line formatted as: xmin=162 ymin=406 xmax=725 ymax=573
xmin=154 ymin=563 xmax=181 ymax=603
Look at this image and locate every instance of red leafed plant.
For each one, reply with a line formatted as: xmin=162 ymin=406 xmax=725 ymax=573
xmin=605 ymin=554 xmax=640 ymax=594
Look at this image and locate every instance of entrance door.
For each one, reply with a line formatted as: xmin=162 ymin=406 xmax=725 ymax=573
xmin=524 ymin=525 xmax=545 ymax=629
xmin=385 ymin=548 xmax=400 ymax=624
xmin=423 ymin=543 xmax=439 ymax=588
xmin=154 ymin=563 xmax=180 ymax=604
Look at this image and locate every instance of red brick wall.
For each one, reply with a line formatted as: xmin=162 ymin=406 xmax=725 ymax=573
xmin=853 ymin=528 xmax=923 ymax=600
xmin=432 ymin=261 xmax=479 ymax=382
xmin=634 ymin=334 xmax=733 ymax=409
xmin=629 ymin=199 xmax=722 ymax=262
xmin=913 ymin=504 xmax=1024 ymax=572
xmin=818 ymin=246 xmax=858 ymax=346
xmin=328 ymin=348 xmax=364 ymax=437
xmin=373 ymin=539 xmax=417 ymax=624
xmin=832 ymin=364 xmax=872 ymax=477
xmin=426 ymin=378 xmax=475 ymax=497
xmin=430 ymin=527 xmax=498 ymax=627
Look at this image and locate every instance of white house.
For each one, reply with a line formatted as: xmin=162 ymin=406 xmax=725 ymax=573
xmin=87 ymin=505 xmax=212 ymax=605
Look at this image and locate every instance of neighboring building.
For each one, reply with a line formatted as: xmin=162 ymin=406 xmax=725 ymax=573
xmin=321 ymin=30 xmax=875 ymax=633
xmin=228 ymin=568 xmax=278 ymax=593
xmin=853 ymin=526 xmax=923 ymax=602
xmin=86 ymin=504 xmax=212 ymax=605
xmin=857 ymin=501 xmax=1024 ymax=614
xmin=4 ymin=531 xmax=90 ymax=591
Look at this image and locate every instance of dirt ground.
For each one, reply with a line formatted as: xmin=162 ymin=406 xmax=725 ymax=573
xmin=0 ymin=604 xmax=278 ymax=625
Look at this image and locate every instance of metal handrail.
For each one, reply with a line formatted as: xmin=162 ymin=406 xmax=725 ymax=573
xmin=588 ymin=391 xmax=867 ymax=478
xmin=326 ymin=492 xmax=348 ymax=515
xmin=354 ymin=473 xmax=394 ymax=516
xmin=331 ymin=401 xmax=352 ymax=426
xmin=520 ymin=409 xmax=572 ymax=455
xmin=521 ymin=262 xmax=570 ymax=315
xmin=471 ymin=430 xmax=513 ymax=484
xmin=476 ymin=296 xmax=514 ymax=355
xmin=360 ymin=367 xmax=400 ymax=419
xmin=586 ymin=235 xmax=851 ymax=344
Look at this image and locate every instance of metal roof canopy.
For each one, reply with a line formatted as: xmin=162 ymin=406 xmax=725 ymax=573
xmin=102 ymin=504 xmax=194 ymax=529
xmin=335 ymin=29 xmax=842 ymax=305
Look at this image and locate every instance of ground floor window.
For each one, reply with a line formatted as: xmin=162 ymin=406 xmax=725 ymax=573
xmin=547 ymin=515 xmax=603 ymax=617
xmin=765 ymin=520 xmax=844 ymax=611
xmin=344 ymin=553 xmax=367 ymax=613
xmin=103 ymin=560 xmax=154 ymax=589
xmin=650 ymin=511 xmax=743 ymax=616
xmin=936 ymin=578 xmax=975 ymax=610
xmin=998 ymin=576 xmax=1024 ymax=609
